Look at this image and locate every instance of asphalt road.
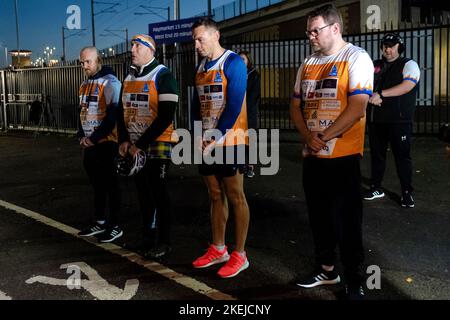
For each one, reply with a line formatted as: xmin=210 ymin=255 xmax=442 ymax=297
xmin=0 ymin=131 xmax=449 ymax=303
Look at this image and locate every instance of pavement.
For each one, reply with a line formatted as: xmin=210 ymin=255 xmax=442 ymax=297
xmin=0 ymin=130 xmax=449 ymax=302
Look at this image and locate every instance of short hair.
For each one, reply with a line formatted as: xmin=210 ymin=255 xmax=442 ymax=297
xmin=80 ymin=46 xmax=100 ymax=56
xmin=306 ymin=4 xmax=344 ymax=34
xmin=192 ymin=17 xmax=219 ymax=31
xmin=80 ymin=46 xmax=102 ymax=64
xmin=238 ymin=50 xmax=253 ymax=69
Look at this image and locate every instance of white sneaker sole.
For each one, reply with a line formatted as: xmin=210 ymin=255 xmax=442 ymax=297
xmin=193 ymin=253 xmax=230 ymax=269
xmin=99 ymin=230 xmax=123 ymax=243
xmin=296 ymin=275 xmax=341 ymax=288
xmin=401 ymin=203 xmax=415 ymax=208
xmin=218 ymin=259 xmax=250 ymax=278
xmin=364 ymin=193 xmax=385 ymax=201
xmin=78 ymin=229 xmax=106 ymax=237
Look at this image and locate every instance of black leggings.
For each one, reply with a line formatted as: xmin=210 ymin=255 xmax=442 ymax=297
xmin=134 ymin=158 xmax=172 ymax=245
xmin=83 ymin=141 xmax=121 ymax=226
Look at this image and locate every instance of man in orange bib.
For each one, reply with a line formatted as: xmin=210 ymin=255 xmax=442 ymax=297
xmin=118 ymin=34 xmax=178 ymax=259
xmin=191 ymin=18 xmax=250 ymax=278
xmin=290 ymin=4 xmax=374 ymax=299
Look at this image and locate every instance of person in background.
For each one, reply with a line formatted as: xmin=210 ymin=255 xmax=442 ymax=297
xmin=239 ymin=50 xmax=261 ymax=178
xmin=364 ymin=33 xmax=420 ymax=209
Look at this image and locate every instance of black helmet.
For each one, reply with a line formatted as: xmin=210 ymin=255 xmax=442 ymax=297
xmin=380 ymin=33 xmax=404 ymax=54
xmin=115 ymin=150 xmax=147 ymax=176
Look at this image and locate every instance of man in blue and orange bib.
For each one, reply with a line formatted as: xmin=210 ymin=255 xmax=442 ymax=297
xmin=118 ymin=34 xmax=178 ymax=259
xmin=77 ymin=46 xmax=123 ymax=243
xmin=191 ymin=18 xmax=250 ymax=278
xmin=290 ymin=4 xmax=374 ymax=299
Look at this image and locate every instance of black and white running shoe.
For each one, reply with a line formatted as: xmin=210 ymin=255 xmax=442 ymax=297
xmin=296 ymin=269 xmax=341 ymax=288
xmin=363 ymin=188 xmax=385 ymax=200
xmin=97 ymin=226 xmax=123 ymax=243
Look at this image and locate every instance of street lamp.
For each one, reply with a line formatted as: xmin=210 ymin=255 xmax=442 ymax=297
xmin=14 ymin=0 xmax=21 ymax=65
xmin=43 ymin=46 xmax=56 ymax=65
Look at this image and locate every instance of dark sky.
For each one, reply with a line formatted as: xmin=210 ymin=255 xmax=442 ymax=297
xmin=0 ymin=0 xmax=235 ymax=65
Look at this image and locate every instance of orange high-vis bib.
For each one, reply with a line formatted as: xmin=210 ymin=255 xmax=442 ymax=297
xmin=122 ymin=64 xmax=176 ymax=144
xmin=195 ymin=50 xmax=248 ymax=146
xmin=79 ymin=78 xmax=118 ymax=143
xmin=294 ymin=44 xmax=374 ymax=158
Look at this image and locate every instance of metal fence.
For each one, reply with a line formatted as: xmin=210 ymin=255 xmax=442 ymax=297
xmin=0 ymin=61 xmax=128 ymax=133
xmin=1 ymin=25 xmax=449 ymax=135
xmin=222 ymin=26 xmax=449 ymax=134
xmin=198 ymin=0 xmax=285 ymax=22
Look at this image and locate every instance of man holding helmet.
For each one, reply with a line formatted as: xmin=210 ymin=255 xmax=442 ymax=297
xmin=364 ymin=33 xmax=421 ymax=208
xmin=117 ymin=34 xmax=179 ymax=259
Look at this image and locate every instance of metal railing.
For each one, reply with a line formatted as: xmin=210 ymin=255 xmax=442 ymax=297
xmin=198 ymin=0 xmax=286 ymax=22
xmin=1 ymin=25 xmax=449 ymax=135
xmin=223 ymin=25 xmax=448 ymax=134
xmin=0 ymin=62 xmax=128 ymax=133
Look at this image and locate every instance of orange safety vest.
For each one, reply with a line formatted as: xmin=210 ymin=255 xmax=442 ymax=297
xmin=79 ymin=76 xmax=118 ymax=143
xmin=122 ymin=64 xmax=176 ymax=144
xmin=195 ymin=50 xmax=248 ymax=146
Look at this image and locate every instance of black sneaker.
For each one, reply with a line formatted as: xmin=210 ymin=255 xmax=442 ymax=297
xmin=122 ymin=238 xmax=153 ymax=253
xmin=97 ymin=226 xmax=123 ymax=243
xmin=296 ymin=268 xmax=341 ymax=288
xmin=78 ymin=223 xmax=106 ymax=237
xmin=401 ymin=190 xmax=415 ymax=208
xmin=143 ymin=244 xmax=172 ymax=260
xmin=363 ymin=188 xmax=385 ymax=200
xmin=345 ymin=285 xmax=365 ymax=300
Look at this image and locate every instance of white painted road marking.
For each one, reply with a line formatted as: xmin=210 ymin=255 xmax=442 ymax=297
xmin=0 ymin=199 xmax=235 ymax=300
xmin=26 ymin=262 xmax=139 ymax=300
xmin=0 ymin=290 xmax=12 ymax=300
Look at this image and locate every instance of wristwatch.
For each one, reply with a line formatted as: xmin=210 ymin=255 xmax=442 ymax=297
xmin=378 ymin=90 xmax=384 ymax=99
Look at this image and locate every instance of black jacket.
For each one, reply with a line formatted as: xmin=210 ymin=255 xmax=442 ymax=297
xmin=367 ymin=57 xmax=418 ymax=124
xmin=246 ymin=67 xmax=261 ymax=130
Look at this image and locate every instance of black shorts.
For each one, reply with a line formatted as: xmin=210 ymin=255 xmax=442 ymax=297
xmin=198 ymin=163 xmax=246 ymax=177
xmin=198 ymin=145 xmax=246 ymax=177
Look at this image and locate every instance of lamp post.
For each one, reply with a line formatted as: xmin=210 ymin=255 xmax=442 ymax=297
xmin=101 ymin=28 xmax=129 ymax=52
xmin=0 ymin=43 xmax=7 ymax=68
xmin=14 ymin=0 xmax=21 ymax=65
xmin=62 ymin=27 xmax=66 ymax=62
xmin=91 ymin=0 xmax=96 ymax=46
xmin=62 ymin=27 xmax=87 ymax=62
